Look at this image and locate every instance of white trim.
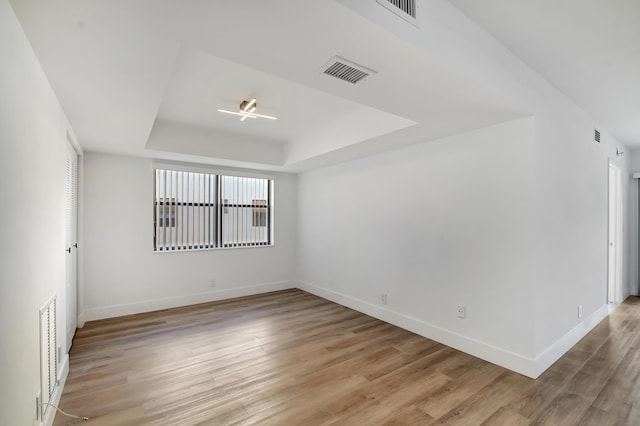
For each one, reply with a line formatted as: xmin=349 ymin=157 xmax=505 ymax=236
xmin=298 ymin=281 xmax=616 ymax=379
xmin=152 ymin=160 xmax=277 ymax=180
xmin=79 ymin=281 xmax=295 ymax=323
xmin=73 ymin=282 xmax=616 ymax=382
xmin=77 ymin=311 xmax=86 ymax=328
xmin=533 ymin=303 xmax=611 ymax=377
xmin=608 ymin=301 xmax=622 ymax=316
xmin=65 ymin=127 xmax=83 ymax=156
xmin=608 ymin=161 xmax=623 ymax=303
xmin=63 ymin=281 xmax=619 ymax=426
xmin=152 ymin=243 xmax=276 ymax=254
xmin=296 ymin=280 xmax=537 ymax=378
xmin=76 ymin=154 xmax=85 ymax=329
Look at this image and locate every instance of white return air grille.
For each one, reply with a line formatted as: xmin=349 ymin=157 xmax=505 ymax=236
xmin=39 ymin=295 xmax=58 ymax=419
xmin=322 ymin=56 xmax=377 ymax=84
xmin=377 ymin=0 xmax=418 ymax=26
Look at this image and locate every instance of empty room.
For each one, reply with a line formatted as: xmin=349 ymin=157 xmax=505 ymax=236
xmin=3 ymin=0 xmax=640 ymax=424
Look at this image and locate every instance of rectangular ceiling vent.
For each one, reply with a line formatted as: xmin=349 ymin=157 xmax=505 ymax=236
xmin=377 ymin=0 xmax=418 ymax=26
xmin=322 ymin=56 xmax=377 ymax=85
xmin=594 ymin=128 xmax=601 ymax=143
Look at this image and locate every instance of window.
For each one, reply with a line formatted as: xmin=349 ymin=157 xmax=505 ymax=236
xmin=154 ymin=169 xmax=273 ymax=251
xmin=252 ymin=199 xmax=267 ymax=227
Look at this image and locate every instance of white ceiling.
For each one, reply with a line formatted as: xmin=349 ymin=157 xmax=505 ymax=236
xmin=157 ymin=48 xmax=359 ymax=143
xmin=449 ymin=0 xmax=640 ymax=148
xmin=9 ymin=0 xmax=638 ymax=171
xmin=149 ymin=47 xmax=416 ymax=167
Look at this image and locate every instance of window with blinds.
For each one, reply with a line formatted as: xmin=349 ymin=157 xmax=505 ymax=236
xmin=154 ymin=169 xmax=273 ymax=251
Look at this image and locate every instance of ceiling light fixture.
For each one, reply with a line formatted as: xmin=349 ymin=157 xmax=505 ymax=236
xmin=241 ymin=98 xmax=256 ymax=113
xmin=217 ymin=98 xmax=277 ymax=122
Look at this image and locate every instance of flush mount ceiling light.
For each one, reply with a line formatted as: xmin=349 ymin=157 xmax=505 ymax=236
xmin=217 ymin=98 xmax=277 ymax=122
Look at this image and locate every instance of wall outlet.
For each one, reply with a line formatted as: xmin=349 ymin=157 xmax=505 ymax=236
xmin=381 ymin=293 xmax=388 ymax=305
xmin=457 ymin=305 xmax=466 ymax=319
xmin=578 ymin=305 xmax=583 ymax=318
xmin=209 ymin=279 xmax=217 ymax=288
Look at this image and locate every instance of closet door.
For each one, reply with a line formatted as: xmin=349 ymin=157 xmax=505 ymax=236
xmin=65 ymin=142 xmax=78 ymax=350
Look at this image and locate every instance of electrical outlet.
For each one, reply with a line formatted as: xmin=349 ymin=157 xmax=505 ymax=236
xmin=209 ymin=279 xmax=217 ymax=288
xmin=457 ymin=305 xmax=466 ymax=319
xmin=381 ymin=294 xmax=388 ymax=305
xmin=578 ymin=305 xmax=583 ymax=318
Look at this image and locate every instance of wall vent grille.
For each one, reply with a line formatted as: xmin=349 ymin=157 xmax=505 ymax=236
xmin=377 ymin=0 xmax=418 ymax=25
xmin=321 ymin=56 xmax=377 ymax=85
xmin=594 ymin=128 xmax=601 ymax=143
xmin=39 ymin=295 xmax=58 ymax=420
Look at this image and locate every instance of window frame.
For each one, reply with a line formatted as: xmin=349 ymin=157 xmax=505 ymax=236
xmin=152 ymin=163 xmax=274 ymax=252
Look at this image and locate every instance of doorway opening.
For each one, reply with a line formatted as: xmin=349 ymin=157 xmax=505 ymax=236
xmin=608 ymin=162 xmax=623 ymax=304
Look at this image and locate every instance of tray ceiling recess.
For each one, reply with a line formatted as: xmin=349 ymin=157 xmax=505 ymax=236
xmin=218 ymin=98 xmax=277 ymax=122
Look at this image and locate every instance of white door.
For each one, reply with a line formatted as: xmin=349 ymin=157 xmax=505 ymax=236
xmin=607 ymin=162 xmax=622 ymax=304
xmin=65 ymin=142 xmax=78 ymax=351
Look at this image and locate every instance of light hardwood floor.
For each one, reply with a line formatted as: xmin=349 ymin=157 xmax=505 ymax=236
xmin=54 ymin=290 xmax=640 ymax=425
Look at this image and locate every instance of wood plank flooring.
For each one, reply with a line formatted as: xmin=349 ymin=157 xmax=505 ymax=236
xmin=54 ymin=290 xmax=640 ymax=425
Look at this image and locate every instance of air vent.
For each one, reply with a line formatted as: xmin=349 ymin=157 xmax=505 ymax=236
xmin=321 ymin=56 xmax=377 ymax=85
xmin=377 ymin=0 xmax=418 ymax=26
xmin=594 ymin=128 xmax=601 ymax=143
xmin=39 ymin=295 xmax=58 ymax=420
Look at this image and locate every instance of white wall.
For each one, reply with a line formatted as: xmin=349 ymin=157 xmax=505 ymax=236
xmin=298 ymin=110 xmax=630 ymax=378
xmin=147 ymin=119 xmax=284 ymax=166
xmin=80 ymin=153 xmax=297 ymax=322
xmin=0 ymin=1 xmax=75 ymax=424
xmin=296 ymin=0 xmax=632 ymax=378
xmin=533 ymin=105 xmax=631 ymax=361
xmin=2 ymin=8 xmax=634 ymax=426
xmin=628 ymin=150 xmax=640 ymax=296
xmin=298 ymin=118 xmax=538 ymax=374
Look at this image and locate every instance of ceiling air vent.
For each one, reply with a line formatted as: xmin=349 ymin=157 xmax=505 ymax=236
xmin=377 ymin=0 xmax=418 ymax=26
xmin=594 ymin=128 xmax=601 ymax=143
xmin=322 ymin=56 xmax=377 ymax=84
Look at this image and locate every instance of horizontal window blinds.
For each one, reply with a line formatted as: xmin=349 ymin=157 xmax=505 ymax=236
xmin=154 ymin=169 xmax=272 ymax=251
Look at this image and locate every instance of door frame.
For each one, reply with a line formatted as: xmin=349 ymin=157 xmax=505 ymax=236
xmin=607 ymin=160 xmax=623 ymax=304
xmin=65 ymin=140 xmax=79 ymax=351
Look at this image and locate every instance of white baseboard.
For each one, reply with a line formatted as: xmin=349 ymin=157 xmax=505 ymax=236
xmin=533 ymin=302 xmax=611 ymax=377
xmin=297 ymin=280 xmax=538 ymax=378
xmin=74 ymin=279 xmax=613 ymax=380
xmin=78 ymin=281 xmax=296 ymax=324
